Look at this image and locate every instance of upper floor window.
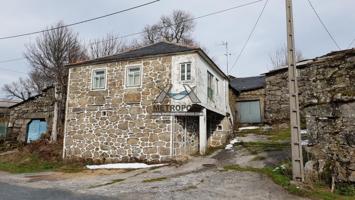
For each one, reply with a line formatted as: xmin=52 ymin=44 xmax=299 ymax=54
xmin=126 ymin=66 xmax=142 ymax=87
xmin=180 ymin=62 xmax=191 ymax=81
xmin=215 ymin=78 xmax=219 ymax=95
xmin=92 ymin=69 xmax=106 ymax=90
xmin=207 ymin=71 xmax=214 ymax=100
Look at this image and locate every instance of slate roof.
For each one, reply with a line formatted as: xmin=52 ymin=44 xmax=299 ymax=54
xmin=0 ymin=99 xmax=20 ymax=108
xmin=230 ymin=75 xmax=265 ymax=92
xmin=68 ymin=42 xmax=199 ymax=67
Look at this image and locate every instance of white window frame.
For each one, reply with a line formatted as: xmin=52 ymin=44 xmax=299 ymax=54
xmin=207 ymin=71 xmax=214 ymax=100
xmin=91 ymin=68 xmax=107 ymax=91
xmin=180 ymin=62 xmax=192 ymax=81
xmin=125 ymin=65 xmax=143 ymax=88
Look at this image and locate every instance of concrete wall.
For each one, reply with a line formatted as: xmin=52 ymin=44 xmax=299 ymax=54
xmin=171 ymin=53 xmax=229 ymax=115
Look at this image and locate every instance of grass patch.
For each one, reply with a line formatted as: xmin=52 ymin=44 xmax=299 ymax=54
xmin=268 ymin=129 xmax=291 ymax=142
xmin=0 ymin=153 xmax=62 ymax=173
xmin=223 ymin=164 xmax=352 ymax=200
xmin=238 ymin=141 xmax=289 ymax=154
xmin=89 ymin=179 xmax=125 ymax=188
xmin=237 ymin=128 xmax=291 ymax=142
xmin=237 ymin=128 xmax=264 ymax=136
xmin=143 ymin=177 xmax=167 ymax=183
xmin=0 ymin=141 xmax=85 ymax=174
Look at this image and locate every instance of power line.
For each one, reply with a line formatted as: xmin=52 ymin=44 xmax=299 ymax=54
xmin=0 ymin=0 xmax=160 ymax=40
xmin=348 ymin=38 xmax=355 ymax=49
xmin=0 ymin=57 xmax=25 ymax=64
xmin=306 ymin=0 xmax=341 ymax=50
xmin=0 ymin=67 xmax=28 ymax=74
xmin=230 ymin=0 xmax=269 ymax=73
xmin=0 ymin=0 xmax=264 ymax=65
xmin=89 ymin=0 xmax=264 ymax=46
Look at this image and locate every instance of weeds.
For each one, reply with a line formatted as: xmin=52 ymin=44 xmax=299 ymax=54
xmin=89 ymin=179 xmax=125 ymax=189
xmin=224 ymin=164 xmax=352 ymax=200
xmin=143 ymin=177 xmax=167 ymax=183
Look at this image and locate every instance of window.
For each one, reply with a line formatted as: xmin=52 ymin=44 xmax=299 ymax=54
xmin=207 ymin=71 xmax=214 ymax=100
xmin=126 ymin=66 xmax=142 ymax=87
xmin=92 ymin=69 xmax=106 ymax=90
xmin=215 ymin=78 xmax=219 ymax=95
xmin=180 ymin=62 xmax=191 ymax=81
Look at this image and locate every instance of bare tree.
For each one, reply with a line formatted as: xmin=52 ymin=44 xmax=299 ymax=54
xmin=25 ymin=22 xmax=87 ymax=89
xmin=269 ymin=45 xmax=304 ymax=68
xmin=2 ymin=69 xmax=49 ymax=101
xmin=1 ymin=22 xmax=87 ymax=142
xmin=143 ymin=10 xmax=196 ymax=46
xmin=3 ymin=78 xmax=34 ymax=101
xmin=88 ymin=33 xmax=126 ymax=59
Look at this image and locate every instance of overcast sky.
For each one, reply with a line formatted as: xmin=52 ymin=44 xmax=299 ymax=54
xmin=0 ymin=0 xmax=354 ymax=98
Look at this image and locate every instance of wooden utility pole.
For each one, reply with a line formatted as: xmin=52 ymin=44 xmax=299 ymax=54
xmin=285 ymin=0 xmax=304 ymax=181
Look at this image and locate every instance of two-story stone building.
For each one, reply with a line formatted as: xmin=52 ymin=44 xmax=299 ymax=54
xmin=63 ymin=42 xmax=233 ymax=162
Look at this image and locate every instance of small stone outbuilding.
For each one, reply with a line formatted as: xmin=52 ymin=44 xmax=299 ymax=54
xmin=7 ymin=86 xmax=57 ymax=143
xmin=230 ymin=75 xmax=265 ymax=125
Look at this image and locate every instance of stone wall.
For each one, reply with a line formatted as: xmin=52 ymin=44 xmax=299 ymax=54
xmin=64 ymin=57 xmax=174 ymax=163
xmin=301 ymin=52 xmax=355 ymax=182
xmin=7 ymin=87 xmax=55 ymax=142
xmin=229 ymin=88 xmax=238 ymax=129
xmin=264 ymin=71 xmax=291 ymax=125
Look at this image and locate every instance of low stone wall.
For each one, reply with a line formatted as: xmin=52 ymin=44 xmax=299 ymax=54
xmin=7 ymin=87 xmax=55 ymax=142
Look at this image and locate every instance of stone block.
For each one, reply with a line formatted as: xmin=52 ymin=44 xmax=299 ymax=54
xmin=124 ymin=93 xmax=141 ymax=103
xmin=127 ymin=138 xmax=139 ymax=145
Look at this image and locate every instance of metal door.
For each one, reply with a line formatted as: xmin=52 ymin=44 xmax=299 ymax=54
xmin=237 ymin=101 xmax=261 ymax=123
xmin=27 ymin=120 xmax=47 ymax=143
xmin=0 ymin=122 xmax=6 ymax=138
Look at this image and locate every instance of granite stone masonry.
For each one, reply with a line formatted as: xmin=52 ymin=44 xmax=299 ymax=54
xmin=64 ymin=57 xmax=175 ymax=163
xmin=7 ymin=87 xmax=55 ymax=142
xmin=265 ymin=49 xmax=355 ymax=182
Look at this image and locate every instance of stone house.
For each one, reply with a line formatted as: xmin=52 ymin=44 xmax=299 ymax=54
xmin=63 ymin=42 xmax=233 ymax=163
xmin=7 ymin=86 xmax=57 ymax=143
xmin=230 ymin=76 xmax=265 ymax=125
xmin=0 ymin=99 xmax=18 ymax=138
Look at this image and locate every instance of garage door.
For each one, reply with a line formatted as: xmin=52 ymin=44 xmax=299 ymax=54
xmin=27 ymin=119 xmax=47 ymax=143
xmin=237 ymin=101 xmax=261 ymax=123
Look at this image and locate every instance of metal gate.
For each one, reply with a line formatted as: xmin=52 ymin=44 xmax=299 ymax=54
xmin=27 ymin=119 xmax=47 ymax=143
xmin=237 ymin=100 xmax=262 ymax=123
